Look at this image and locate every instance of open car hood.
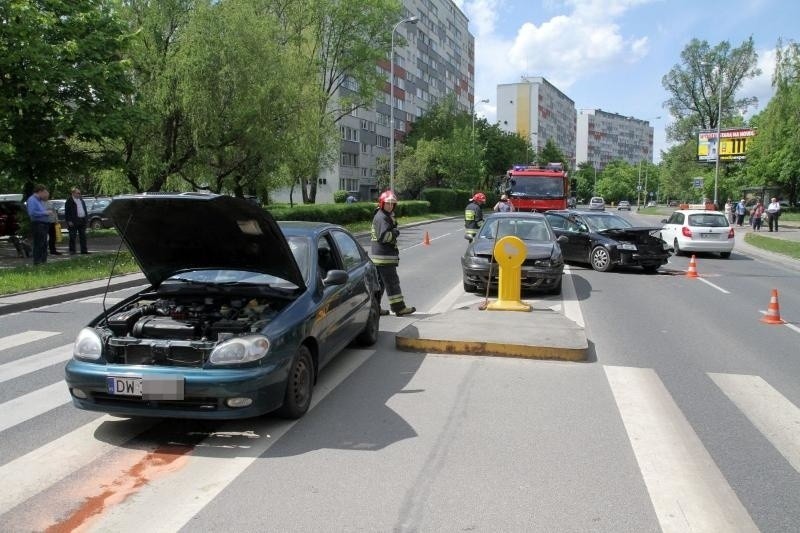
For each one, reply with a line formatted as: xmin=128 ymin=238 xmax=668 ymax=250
xmin=598 ymin=227 xmax=664 ymax=240
xmin=107 ymin=194 xmax=305 ymax=289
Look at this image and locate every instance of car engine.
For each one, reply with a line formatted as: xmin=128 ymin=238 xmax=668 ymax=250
xmin=100 ymin=295 xmax=283 ymax=367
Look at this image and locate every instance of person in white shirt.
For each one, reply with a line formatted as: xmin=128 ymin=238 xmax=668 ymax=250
xmin=65 ymin=187 xmax=89 ymax=254
xmin=766 ymin=197 xmax=781 ymax=232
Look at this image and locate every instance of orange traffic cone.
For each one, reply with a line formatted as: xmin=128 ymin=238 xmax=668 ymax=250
xmin=761 ymin=289 xmax=786 ymax=324
xmin=422 ymin=231 xmax=431 ymax=246
xmin=686 ymin=254 xmax=699 ymax=278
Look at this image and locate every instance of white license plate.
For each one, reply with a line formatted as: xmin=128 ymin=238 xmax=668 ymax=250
xmin=107 ymin=376 xmax=142 ymax=397
xmin=700 ymin=233 xmax=716 ymax=239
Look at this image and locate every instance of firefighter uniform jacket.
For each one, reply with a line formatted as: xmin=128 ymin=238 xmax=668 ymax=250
xmin=371 ymin=208 xmax=399 ymax=265
xmin=464 ymin=201 xmax=483 ymax=238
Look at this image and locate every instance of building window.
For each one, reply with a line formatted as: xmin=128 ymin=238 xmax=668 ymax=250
xmin=341 ymin=153 xmax=359 ymax=167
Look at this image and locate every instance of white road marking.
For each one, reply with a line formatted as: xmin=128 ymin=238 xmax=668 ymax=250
xmin=425 ymin=280 xmax=467 ymax=315
xmin=0 ymin=381 xmax=71 ymax=433
xmin=85 ymin=348 xmax=376 ymax=533
xmin=709 ymin=373 xmax=800 ymax=474
xmin=0 ymin=415 xmax=153 ymax=515
xmin=402 ymin=232 xmax=453 ymax=251
xmin=0 ymin=343 xmax=72 ymax=383
xmin=604 ymin=365 xmax=758 ymax=533
xmin=698 ymin=277 xmax=731 ymax=294
xmin=561 ymin=266 xmax=584 ymax=328
xmin=0 ymin=331 xmax=60 ymax=352
xmin=757 ymin=310 xmax=800 ymax=334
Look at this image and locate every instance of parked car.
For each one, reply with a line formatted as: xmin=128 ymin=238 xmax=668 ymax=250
xmin=56 ymin=197 xmax=113 ymax=229
xmin=462 ymin=212 xmax=566 ymax=294
xmin=668 ymin=200 xmax=679 ymax=207
xmin=617 ymin=200 xmax=631 ymax=210
xmin=588 ymin=197 xmax=606 ymax=211
xmin=544 ymin=210 xmax=670 ymax=272
xmin=646 ymin=201 xmax=656 ymax=208
xmin=65 ymin=193 xmax=382 ymax=420
xmin=658 ymin=209 xmax=734 ymax=258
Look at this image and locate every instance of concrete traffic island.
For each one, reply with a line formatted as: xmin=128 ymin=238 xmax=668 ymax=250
xmin=395 ymin=304 xmax=588 ymax=362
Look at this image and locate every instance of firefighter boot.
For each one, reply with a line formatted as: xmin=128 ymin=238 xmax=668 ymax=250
xmin=391 ymin=302 xmax=416 ymax=316
xmin=380 ymin=309 xmax=390 ymax=316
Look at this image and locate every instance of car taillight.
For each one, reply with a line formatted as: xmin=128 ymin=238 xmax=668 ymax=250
xmin=728 ymin=227 xmax=735 ymax=238
xmin=682 ymin=226 xmax=692 ymax=238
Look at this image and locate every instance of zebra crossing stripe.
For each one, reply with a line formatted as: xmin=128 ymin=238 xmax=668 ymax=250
xmin=79 ymin=349 xmax=375 ymax=533
xmin=709 ymin=373 xmax=800 ymax=474
xmin=0 ymin=415 xmax=154 ymax=515
xmin=0 ymin=331 xmax=60 ymax=352
xmin=0 ymin=381 xmax=71 ymax=433
xmin=604 ymin=365 xmax=759 ymax=533
xmin=0 ymin=344 xmax=73 ymax=384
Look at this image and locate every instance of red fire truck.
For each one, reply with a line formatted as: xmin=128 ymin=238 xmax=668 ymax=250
xmin=502 ymin=163 xmax=570 ymax=212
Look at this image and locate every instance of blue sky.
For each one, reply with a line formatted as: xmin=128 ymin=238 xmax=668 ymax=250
xmin=454 ymin=0 xmax=799 ymax=161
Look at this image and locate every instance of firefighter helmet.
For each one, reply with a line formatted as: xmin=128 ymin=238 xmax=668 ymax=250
xmin=472 ymin=192 xmax=487 ymax=203
xmin=378 ymin=190 xmax=398 ymax=209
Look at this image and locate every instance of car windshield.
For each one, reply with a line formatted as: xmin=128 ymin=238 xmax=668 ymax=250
xmin=507 ymin=177 xmax=564 ymax=198
xmin=582 ymin=214 xmax=633 ymax=231
xmin=480 ymin=217 xmax=552 ymax=241
xmin=688 ymin=213 xmax=729 ymax=227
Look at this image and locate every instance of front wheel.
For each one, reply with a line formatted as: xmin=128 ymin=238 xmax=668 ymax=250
xmin=277 ymin=345 xmax=314 ymax=419
xmin=89 ymin=218 xmax=103 ymax=230
xmin=590 ymin=246 xmax=613 ymax=272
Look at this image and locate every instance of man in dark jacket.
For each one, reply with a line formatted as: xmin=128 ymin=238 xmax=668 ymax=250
xmin=371 ymin=190 xmax=415 ymax=316
xmin=464 ymin=192 xmax=486 ymax=239
xmin=65 ymin=187 xmax=89 ymax=254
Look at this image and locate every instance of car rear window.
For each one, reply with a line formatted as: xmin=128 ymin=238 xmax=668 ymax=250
xmin=688 ymin=214 xmax=729 ymax=227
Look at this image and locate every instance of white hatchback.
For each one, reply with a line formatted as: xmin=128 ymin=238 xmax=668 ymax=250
xmin=659 ymin=210 xmax=734 ymax=258
xmin=588 ymin=197 xmax=605 ymax=211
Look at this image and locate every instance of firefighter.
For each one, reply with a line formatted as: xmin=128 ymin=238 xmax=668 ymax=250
xmin=464 ymin=192 xmax=486 ymax=239
xmin=371 ymin=191 xmax=415 ymax=316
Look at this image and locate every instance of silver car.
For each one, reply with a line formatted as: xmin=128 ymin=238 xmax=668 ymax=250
xmin=589 ymin=197 xmax=605 ymax=211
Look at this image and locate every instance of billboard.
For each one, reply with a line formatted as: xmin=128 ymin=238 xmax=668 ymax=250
xmin=697 ymin=127 xmax=756 ymax=162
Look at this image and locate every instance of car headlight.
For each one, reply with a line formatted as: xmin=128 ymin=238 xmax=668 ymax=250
xmin=533 ymin=259 xmax=553 ymax=267
xmin=209 ymin=335 xmax=270 ymax=365
xmin=74 ymin=328 xmax=103 ymax=361
xmin=617 ymin=243 xmax=638 ymax=251
xmin=467 ymin=255 xmax=489 ymax=264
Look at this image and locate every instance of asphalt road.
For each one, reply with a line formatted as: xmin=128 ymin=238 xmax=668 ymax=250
xmin=1 ymin=215 xmax=798 ymax=532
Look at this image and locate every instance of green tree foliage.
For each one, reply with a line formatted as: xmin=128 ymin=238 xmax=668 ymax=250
xmin=573 ymin=162 xmax=597 ymax=201
xmin=0 ymin=0 xmax=132 ymax=194
xmin=745 ymin=40 xmax=800 ymax=205
xmin=284 ymin=0 xmax=402 ymax=203
xmin=595 ymin=160 xmax=637 ymax=204
xmin=537 ymin=138 xmax=568 ymax=169
xmin=662 ymin=38 xmax=761 ymax=143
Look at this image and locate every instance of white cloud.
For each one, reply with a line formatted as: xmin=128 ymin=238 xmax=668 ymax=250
xmin=462 ymin=0 xmax=654 ymax=121
xmin=739 ymin=47 xmax=777 ymax=117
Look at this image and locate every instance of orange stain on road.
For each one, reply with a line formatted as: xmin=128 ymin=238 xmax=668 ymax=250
xmin=45 ymin=444 xmax=191 ymax=533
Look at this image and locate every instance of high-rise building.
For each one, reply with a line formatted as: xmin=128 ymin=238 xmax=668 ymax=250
xmin=576 ymin=109 xmax=654 ymax=170
xmin=496 ymin=77 xmax=576 ymax=165
xmin=275 ymin=0 xmax=475 ymax=204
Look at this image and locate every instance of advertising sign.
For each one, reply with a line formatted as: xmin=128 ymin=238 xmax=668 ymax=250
xmin=697 ymin=128 xmax=756 ymax=162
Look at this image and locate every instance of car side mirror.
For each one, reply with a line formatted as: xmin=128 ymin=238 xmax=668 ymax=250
xmin=660 ymin=218 xmax=668 ymax=223
xmin=323 ymin=269 xmax=348 ymax=287
xmin=557 ymin=235 xmax=568 ymax=244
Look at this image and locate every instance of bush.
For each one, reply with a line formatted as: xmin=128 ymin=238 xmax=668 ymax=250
xmin=266 ymin=200 xmax=429 ymax=225
xmin=421 ymin=188 xmax=471 ymax=212
xmin=333 ymin=190 xmax=349 ymax=203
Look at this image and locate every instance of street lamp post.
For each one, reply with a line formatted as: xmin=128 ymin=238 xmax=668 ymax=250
xmin=713 ymin=70 xmax=723 ymax=208
xmin=389 ymin=16 xmax=419 ymax=193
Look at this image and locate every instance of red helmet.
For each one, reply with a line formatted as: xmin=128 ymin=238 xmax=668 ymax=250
xmin=378 ymin=190 xmax=398 ymax=209
xmin=472 ymin=192 xmax=486 ymax=203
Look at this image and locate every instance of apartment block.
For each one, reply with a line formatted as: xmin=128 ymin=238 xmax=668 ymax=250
xmin=576 ymin=109 xmax=654 ymax=170
xmin=496 ymin=76 xmax=576 ymax=165
xmin=302 ymin=0 xmax=475 ymax=203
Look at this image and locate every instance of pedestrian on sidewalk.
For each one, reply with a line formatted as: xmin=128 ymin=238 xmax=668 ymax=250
xmin=735 ymin=198 xmax=747 ymax=227
xmin=65 ymin=187 xmax=89 ymax=254
xmin=25 ymin=184 xmax=50 ymax=265
xmin=724 ymin=199 xmax=734 ymax=225
xmin=750 ymin=200 xmax=764 ymax=231
xmin=371 ymin=190 xmax=415 ymax=317
xmin=766 ymin=197 xmax=781 ymax=232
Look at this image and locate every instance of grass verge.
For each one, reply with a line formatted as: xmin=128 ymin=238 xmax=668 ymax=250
xmin=0 ymin=212 xmax=461 ymax=296
xmin=1 ymin=252 xmax=140 ymax=296
xmin=744 ymin=233 xmax=800 ymax=259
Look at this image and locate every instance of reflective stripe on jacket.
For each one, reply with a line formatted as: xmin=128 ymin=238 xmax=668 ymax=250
xmin=371 ymin=208 xmax=399 ymax=266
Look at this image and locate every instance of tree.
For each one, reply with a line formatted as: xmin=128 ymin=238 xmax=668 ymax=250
xmin=0 ymin=0 xmax=132 ymax=195
xmin=595 ymin=160 xmax=637 ymax=203
xmin=537 ymin=139 xmax=568 ymax=169
xmin=745 ymin=40 xmax=800 ymax=206
xmin=662 ymin=38 xmax=761 ymax=143
xmin=282 ymin=0 xmax=402 ymax=203
xmin=573 ymin=162 xmax=596 ymax=202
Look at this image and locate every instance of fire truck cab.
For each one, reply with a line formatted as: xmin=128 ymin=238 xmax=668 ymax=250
xmin=503 ymin=163 xmax=570 ymax=212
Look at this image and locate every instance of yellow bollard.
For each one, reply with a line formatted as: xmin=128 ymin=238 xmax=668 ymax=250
xmin=486 ymin=236 xmax=531 ymax=312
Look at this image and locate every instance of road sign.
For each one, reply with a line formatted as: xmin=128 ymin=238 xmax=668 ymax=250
xmin=693 ymin=178 xmax=704 ymax=189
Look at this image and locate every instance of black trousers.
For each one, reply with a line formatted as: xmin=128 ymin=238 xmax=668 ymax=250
xmin=376 ymin=264 xmax=406 ymax=311
xmin=31 ymin=221 xmax=49 ymax=265
xmin=68 ymin=220 xmax=88 ymax=253
xmin=767 ymin=213 xmax=779 ymax=231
